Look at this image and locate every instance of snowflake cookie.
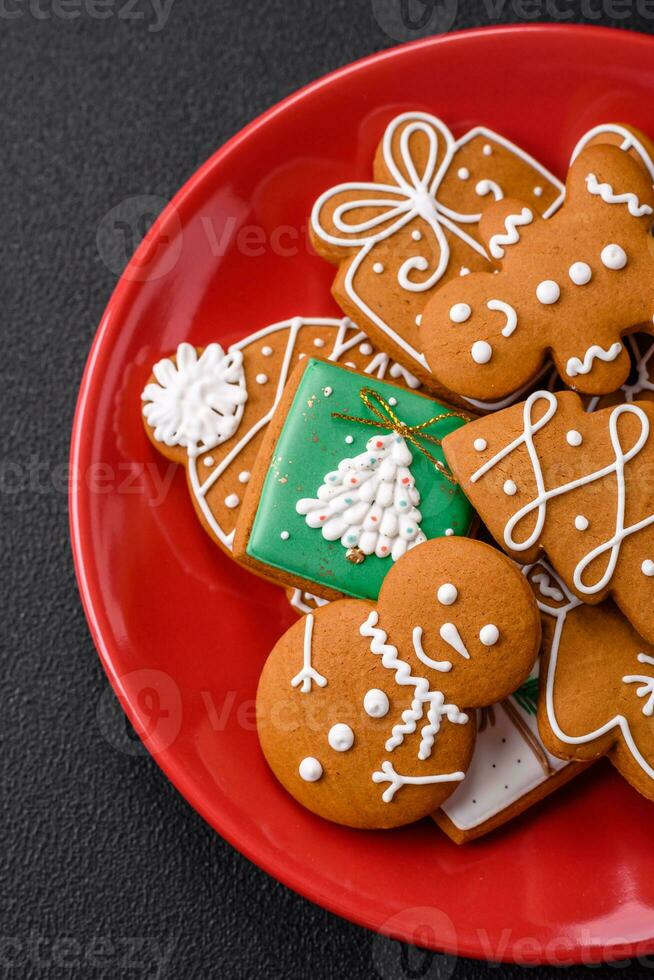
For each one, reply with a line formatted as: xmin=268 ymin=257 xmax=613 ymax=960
xmin=420 ymin=141 xmax=654 ymax=401
xmin=256 ymin=536 xmax=541 ymax=829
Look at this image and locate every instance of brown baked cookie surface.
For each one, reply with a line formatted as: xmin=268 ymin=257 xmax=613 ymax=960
xmin=141 ymin=316 xmax=420 ymax=554
xmin=420 ymin=143 xmax=654 ymax=401
xmin=531 ymin=562 xmax=654 ymax=802
xmin=443 ymin=389 xmax=654 ymax=644
xmin=257 ymin=537 xmax=541 ymax=829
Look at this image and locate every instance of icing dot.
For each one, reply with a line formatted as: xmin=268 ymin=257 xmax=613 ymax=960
xmin=471 ymin=340 xmax=492 ymax=365
xmin=575 ymin=515 xmax=589 ymax=531
xmin=388 ymin=396 xmax=397 ymax=406
xmin=280 ymin=530 xmax=290 ymax=540
xmin=568 ymin=261 xmax=592 ymax=286
xmin=345 ymin=361 xmax=356 ymax=368
xmin=601 ymin=243 xmax=627 ymax=270
xmin=225 ymin=494 xmax=240 ymax=509
xmin=313 ymin=338 xmax=325 ymax=348
xmin=412 ymin=230 xmax=422 ymax=241
xmin=473 ymin=438 xmax=487 ymax=452
xmin=262 ymin=346 xmax=273 ymax=356
xmin=363 ymin=689 xmax=390 ymax=718
xmin=566 ymin=430 xmax=583 ymax=447
xmin=533 ymin=186 xmax=543 ymax=197
xmin=437 ymin=583 xmax=458 ymax=606
xmin=359 ymin=342 xmax=373 ymax=355
xmin=328 ymin=723 xmax=354 ymax=752
xmin=299 ymin=757 xmax=323 ymax=782
xmin=460 ymin=267 xmax=471 ymax=276
xmin=479 ymin=624 xmax=500 ymax=646
xmin=457 ymin=167 xmax=470 ymax=180
xmin=536 ymin=280 xmax=560 ymax=305
xmin=345 ymin=435 xmax=354 ymax=445
xmin=642 ymin=560 xmax=654 ymax=576
xmin=444 ymin=528 xmax=454 ymax=536
xmin=450 ymin=303 xmax=471 ymax=323
xmin=373 ymin=262 xmax=384 ymax=274
xmin=503 ymin=479 xmax=517 ymax=496
xmin=483 ymin=144 xmax=493 ymax=156
xmin=322 ymin=386 xmax=333 ymax=397
xmin=203 ymin=456 xmax=214 ymax=466
xmin=256 ymin=373 xmax=268 ymax=384
xmin=415 ymin=314 xmax=422 ymax=326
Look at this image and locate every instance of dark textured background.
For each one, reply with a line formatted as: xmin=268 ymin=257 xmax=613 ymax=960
xmin=3 ymin=3 xmax=654 ymax=978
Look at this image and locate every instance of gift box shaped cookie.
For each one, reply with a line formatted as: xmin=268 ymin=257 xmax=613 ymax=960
xmin=141 ymin=316 xmax=420 ymax=555
xmin=233 ymin=358 xmax=474 ymax=600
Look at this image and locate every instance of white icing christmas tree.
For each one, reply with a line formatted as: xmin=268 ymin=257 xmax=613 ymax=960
xmin=296 ymin=432 xmax=426 ymax=561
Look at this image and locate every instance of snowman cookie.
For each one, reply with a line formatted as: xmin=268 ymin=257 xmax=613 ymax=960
xmin=531 ymin=562 xmax=654 ymax=802
xmin=233 ymin=356 xmax=475 ymax=601
xmin=256 ymin=537 xmax=541 ymax=829
xmin=310 ymin=111 xmax=564 ymax=396
xmin=141 ymin=316 xmax=420 ymax=554
xmin=420 ymin=142 xmax=654 ymax=401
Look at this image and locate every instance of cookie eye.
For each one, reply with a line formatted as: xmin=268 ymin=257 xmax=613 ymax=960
xmin=449 ymin=303 xmax=471 ymax=323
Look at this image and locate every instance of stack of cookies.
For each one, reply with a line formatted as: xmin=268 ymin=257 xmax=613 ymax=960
xmin=140 ymin=113 xmax=654 ymax=842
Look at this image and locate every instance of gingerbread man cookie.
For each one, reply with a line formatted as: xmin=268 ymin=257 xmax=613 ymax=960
xmin=310 ymin=111 xmax=563 ymax=394
xmin=530 ymin=562 xmax=654 ymax=802
xmin=257 ymin=537 xmax=541 ymax=829
xmin=442 ymin=389 xmax=654 ymax=644
xmin=420 ymin=143 xmax=654 ymax=400
xmin=141 ymin=316 xmax=420 ymax=554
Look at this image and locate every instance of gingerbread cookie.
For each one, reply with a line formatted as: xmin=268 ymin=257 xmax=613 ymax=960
xmin=420 ymin=143 xmax=654 ymax=400
xmin=233 ymin=357 xmax=475 ymax=600
xmin=257 ymin=537 xmax=541 ymax=829
xmin=310 ymin=111 xmax=564 ymax=394
xmin=530 ymin=562 xmax=654 ymax=802
xmin=141 ymin=316 xmax=420 ymax=554
xmin=442 ymin=389 xmax=654 ymax=644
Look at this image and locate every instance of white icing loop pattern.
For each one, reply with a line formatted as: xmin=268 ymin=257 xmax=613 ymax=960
xmin=473 ymin=392 xmax=654 ymax=596
xmin=488 ymin=208 xmax=533 ymax=259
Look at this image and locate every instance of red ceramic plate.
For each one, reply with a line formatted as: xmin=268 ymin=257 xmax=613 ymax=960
xmin=70 ymin=25 xmax=654 ymax=965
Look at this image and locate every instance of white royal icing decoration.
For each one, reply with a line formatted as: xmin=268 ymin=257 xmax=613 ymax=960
xmin=585 ymin=172 xmax=653 ymax=217
xmin=372 ymin=760 xmax=465 ymax=804
xmin=566 ymin=342 xmax=622 ymax=378
xmin=536 ymin=280 xmax=560 ymax=305
xmin=296 ymin=432 xmax=426 ymax=562
xmin=600 ymin=243 xmax=627 ymax=270
xmin=413 ymin=626 xmax=452 ymax=673
xmin=479 ymin=624 xmax=500 ymax=646
xmin=475 ymin=179 xmax=503 ymax=202
xmin=437 ymin=583 xmax=458 ymax=606
xmin=568 ymin=261 xmax=592 ymax=286
xmin=474 ymin=438 xmax=487 ymax=452
xmin=328 ymin=723 xmax=355 ymax=751
xmin=623 ymin=653 xmax=654 ymax=716
xmin=373 ymin=262 xmax=384 ymax=274
xmin=566 ymin=430 xmax=583 ymax=447
xmin=361 ymin=612 xmax=467 ymax=773
xmin=449 ymin=303 xmax=471 ymax=323
xmin=641 ymin=559 xmax=654 ymax=576
xmin=439 ymin=622 xmax=470 ymax=660
xmin=471 ymin=392 xmax=654 ymax=596
xmin=471 ymin=340 xmax=492 ymax=365
xmin=280 ymin=530 xmax=290 ymax=540
xmin=364 ymin=689 xmax=390 ymax=718
xmin=238 ymin=470 xmax=251 ymax=483
xmin=574 ymin=515 xmax=589 ymax=531
xmin=142 ymin=343 xmax=247 ymax=452
xmin=299 ymin=757 xmax=323 ymax=782
xmin=487 ymin=299 xmax=518 ymax=337
xmin=224 ymin=494 xmax=240 ymax=509
xmin=291 ymin=613 xmax=328 ymax=693
xmin=503 ymin=479 xmax=517 ymax=496
xmin=457 ymin=167 xmax=470 ymax=180
xmin=488 ymin=208 xmax=533 ymax=259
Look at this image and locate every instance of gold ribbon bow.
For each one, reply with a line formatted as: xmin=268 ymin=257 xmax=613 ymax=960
xmin=331 ymin=387 xmax=470 ymax=484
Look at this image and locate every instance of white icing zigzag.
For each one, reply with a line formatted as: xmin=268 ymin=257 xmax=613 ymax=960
xmin=566 ymin=342 xmax=623 ymax=378
xmin=585 ymin=172 xmax=653 ymax=217
xmin=488 ymin=207 xmax=533 ymax=259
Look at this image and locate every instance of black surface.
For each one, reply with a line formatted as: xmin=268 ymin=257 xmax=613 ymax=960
xmin=3 ymin=3 xmax=654 ymax=978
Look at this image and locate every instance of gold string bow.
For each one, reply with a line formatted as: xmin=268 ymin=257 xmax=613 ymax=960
xmin=331 ymin=387 xmax=470 ymax=484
